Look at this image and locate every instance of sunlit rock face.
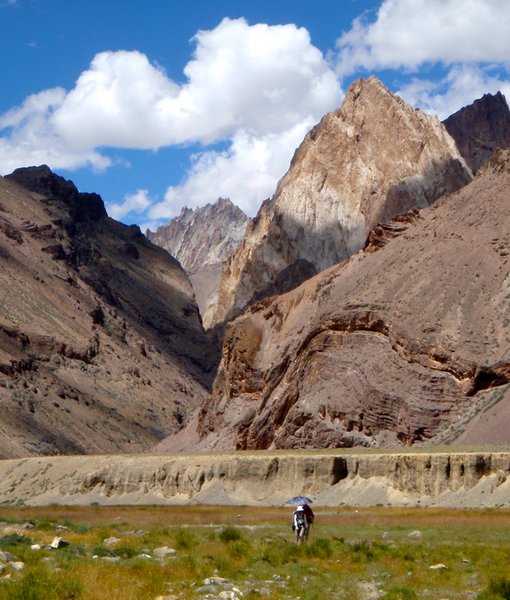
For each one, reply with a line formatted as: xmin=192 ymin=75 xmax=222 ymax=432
xmin=198 ymin=150 xmax=510 ymax=451
xmin=148 ymin=198 xmax=249 ymax=329
xmin=212 ymin=76 xmax=472 ymax=326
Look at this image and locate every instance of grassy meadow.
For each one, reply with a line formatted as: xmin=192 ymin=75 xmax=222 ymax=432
xmin=0 ymin=505 xmax=510 ymax=599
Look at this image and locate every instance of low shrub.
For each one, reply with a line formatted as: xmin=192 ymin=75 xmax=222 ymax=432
xmin=261 ymin=538 xmax=301 ymax=567
xmin=0 ymin=533 xmax=32 ymax=548
xmin=304 ymin=537 xmax=333 ymax=559
xmin=0 ymin=567 xmax=82 ymax=600
xmin=219 ymin=526 xmax=243 ymax=543
xmin=173 ymin=527 xmax=197 ymax=550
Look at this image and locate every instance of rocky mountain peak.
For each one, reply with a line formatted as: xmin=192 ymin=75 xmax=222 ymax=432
xmin=212 ymin=76 xmax=472 ymax=325
xmin=148 ymin=198 xmax=248 ymax=274
xmin=195 ymin=150 xmax=510 ymax=451
xmin=443 ymin=91 xmax=510 ymax=174
xmin=148 ymin=198 xmax=250 ymax=328
xmin=6 ymin=165 xmax=107 ymax=222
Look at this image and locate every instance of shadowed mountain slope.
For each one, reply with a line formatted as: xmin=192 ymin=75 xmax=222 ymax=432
xmin=0 ymin=166 xmax=217 ymax=458
xmin=443 ymin=91 xmax=510 ymax=174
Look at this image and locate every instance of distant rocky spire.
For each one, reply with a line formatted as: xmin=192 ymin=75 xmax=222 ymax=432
xmin=443 ymin=91 xmax=510 ymax=174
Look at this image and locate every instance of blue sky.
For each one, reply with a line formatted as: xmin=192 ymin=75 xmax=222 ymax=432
xmin=1 ymin=0 xmax=509 ymax=230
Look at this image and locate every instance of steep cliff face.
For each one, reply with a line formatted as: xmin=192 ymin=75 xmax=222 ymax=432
xmin=443 ymin=91 xmax=510 ymax=174
xmin=212 ymin=77 xmax=472 ymax=325
xmin=198 ymin=149 xmax=510 ymax=450
xmin=0 ymin=166 xmax=217 ymax=458
xmin=148 ymin=199 xmax=249 ymax=328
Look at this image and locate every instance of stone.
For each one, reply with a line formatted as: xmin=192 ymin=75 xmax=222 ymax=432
xmin=9 ymin=562 xmax=25 ymax=571
xmin=103 ymin=537 xmax=120 ymax=546
xmin=408 ymin=531 xmax=422 ymax=540
xmin=101 ymin=556 xmax=121 ymax=563
xmin=0 ymin=551 xmax=14 ymax=562
xmin=50 ymin=537 xmax=69 ymax=549
xmin=153 ymin=546 xmax=177 ymax=558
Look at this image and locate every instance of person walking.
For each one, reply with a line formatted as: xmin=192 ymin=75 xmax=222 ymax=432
xmin=292 ymin=505 xmax=309 ymax=544
xmin=302 ymin=503 xmax=314 ymax=539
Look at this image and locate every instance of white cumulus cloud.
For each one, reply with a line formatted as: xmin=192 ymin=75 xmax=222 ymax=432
xmin=0 ymin=87 xmax=110 ymax=172
xmin=150 ymin=120 xmax=316 ymax=219
xmin=397 ymin=64 xmax=510 ymax=120
xmin=334 ymin=0 xmax=510 ymax=127
xmin=106 ymin=189 xmax=152 ymax=221
xmin=336 ymin=0 xmax=510 ymax=75
xmin=49 ymin=18 xmax=340 ymax=149
xmin=0 ymin=17 xmax=341 ymax=221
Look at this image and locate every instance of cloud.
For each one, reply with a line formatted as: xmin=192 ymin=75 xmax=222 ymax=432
xmin=106 ymin=189 xmax=152 ymax=221
xmin=149 ymin=120 xmax=316 ymax=219
xmin=49 ymin=18 xmax=340 ymax=149
xmin=0 ymin=88 xmax=110 ymax=172
xmin=397 ymin=64 xmax=510 ymax=120
xmin=0 ymin=17 xmax=341 ymax=220
xmin=336 ymin=0 xmax=510 ymax=75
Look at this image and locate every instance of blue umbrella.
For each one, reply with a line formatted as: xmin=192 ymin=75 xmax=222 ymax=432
xmin=285 ymin=495 xmax=313 ymax=505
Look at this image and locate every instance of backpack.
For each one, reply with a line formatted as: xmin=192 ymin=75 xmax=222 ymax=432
xmin=295 ymin=510 xmax=306 ymax=527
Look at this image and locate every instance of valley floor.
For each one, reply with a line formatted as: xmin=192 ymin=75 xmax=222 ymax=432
xmin=0 ymin=505 xmax=509 ymax=599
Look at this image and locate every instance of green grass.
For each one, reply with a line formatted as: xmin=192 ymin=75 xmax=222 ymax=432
xmin=0 ymin=506 xmax=510 ymax=598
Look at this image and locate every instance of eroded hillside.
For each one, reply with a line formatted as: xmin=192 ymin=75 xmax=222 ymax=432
xmin=0 ymin=166 xmax=218 ymax=458
xmin=196 ymin=150 xmax=510 ymax=450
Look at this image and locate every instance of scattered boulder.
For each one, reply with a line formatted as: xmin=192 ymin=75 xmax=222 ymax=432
xmin=103 ymin=537 xmax=120 ymax=547
xmin=50 ymin=536 xmax=69 ymax=549
xmin=153 ymin=546 xmax=177 ymax=558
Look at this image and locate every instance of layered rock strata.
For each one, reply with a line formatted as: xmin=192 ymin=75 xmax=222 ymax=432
xmin=197 ymin=149 xmax=510 ymax=450
xmin=0 ymin=166 xmax=217 ymax=458
xmin=0 ymin=451 xmax=510 ymax=508
xmin=212 ymin=76 xmax=472 ymax=325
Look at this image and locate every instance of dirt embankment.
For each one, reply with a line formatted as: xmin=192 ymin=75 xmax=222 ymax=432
xmin=1 ymin=450 xmax=510 ymax=508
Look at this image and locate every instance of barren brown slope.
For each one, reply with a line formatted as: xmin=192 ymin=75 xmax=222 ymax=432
xmin=196 ymin=149 xmax=510 ymax=451
xmin=0 ymin=166 xmax=217 ymax=458
xmin=212 ymin=76 xmax=472 ymax=326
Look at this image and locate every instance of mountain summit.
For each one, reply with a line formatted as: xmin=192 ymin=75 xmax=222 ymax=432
xmin=197 ymin=149 xmax=510 ymax=451
xmin=443 ymin=91 xmax=510 ymax=174
xmin=211 ymin=77 xmax=472 ymax=325
xmin=148 ymin=198 xmax=249 ymax=328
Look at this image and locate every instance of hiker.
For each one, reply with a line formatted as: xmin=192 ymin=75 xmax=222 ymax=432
xmin=291 ymin=505 xmax=309 ymax=544
xmin=303 ymin=503 xmax=314 ymax=525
